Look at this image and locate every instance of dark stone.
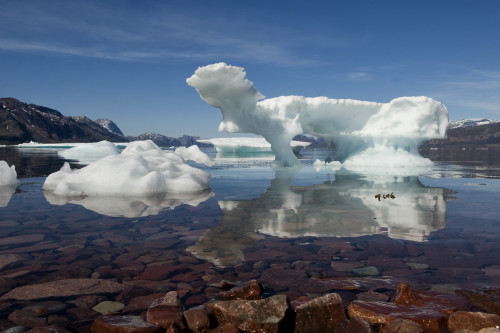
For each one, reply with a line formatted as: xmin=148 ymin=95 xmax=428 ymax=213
xmin=221 ymin=280 xmax=262 ymax=300
xmin=0 ymin=279 xmax=125 ymax=300
xmin=447 ymin=311 xmax=500 ymax=332
xmin=91 ymin=315 xmax=162 ymax=333
xmin=205 ymin=294 xmax=291 ymax=333
xmin=348 ymin=300 xmax=447 ymax=333
xmin=294 ymin=293 xmax=347 ymax=333
xmin=8 ymin=309 xmax=47 ymax=327
xmin=457 ymin=289 xmax=500 ymax=315
xmin=332 ymin=318 xmax=375 ymax=333
xmin=183 ymin=305 xmax=210 ymax=332
xmin=380 ymin=318 xmax=423 ymax=333
xmin=146 ymin=291 xmax=185 ymax=330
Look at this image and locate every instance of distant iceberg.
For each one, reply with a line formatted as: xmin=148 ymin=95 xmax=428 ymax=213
xmin=58 ymin=140 xmax=121 ymax=164
xmin=187 ymin=63 xmax=449 ymax=170
xmin=197 ymin=137 xmax=310 ymax=156
xmin=43 ymin=140 xmax=212 ymax=196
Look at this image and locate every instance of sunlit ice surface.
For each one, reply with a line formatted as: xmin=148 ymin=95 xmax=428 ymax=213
xmin=187 ymin=63 xmax=448 ymax=169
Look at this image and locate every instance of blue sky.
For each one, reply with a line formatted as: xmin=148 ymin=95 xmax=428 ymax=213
xmin=1 ymin=0 xmax=500 ymax=138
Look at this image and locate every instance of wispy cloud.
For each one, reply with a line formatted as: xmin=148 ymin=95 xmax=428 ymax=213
xmin=0 ymin=2 xmax=329 ymax=67
xmin=429 ymin=67 xmax=500 ymax=117
xmin=345 ymin=71 xmax=372 ymax=81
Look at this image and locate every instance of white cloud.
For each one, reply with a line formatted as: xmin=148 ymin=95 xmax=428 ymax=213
xmin=346 ymin=71 xmax=372 ymax=81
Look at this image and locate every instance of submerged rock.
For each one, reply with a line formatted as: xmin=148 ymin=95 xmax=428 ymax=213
xmin=294 ymin=293 xmax=346 ymax=332
xmin=0 ymin=279 xmax=125 ymax=300
xmin=205 ymin=294 xmax=291 ymax=332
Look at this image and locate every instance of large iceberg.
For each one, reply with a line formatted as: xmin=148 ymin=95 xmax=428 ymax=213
xmin=43 ymin=140 xmax=212 ymax=196
xmin=187 ymin=63 xmax=449 ymax=168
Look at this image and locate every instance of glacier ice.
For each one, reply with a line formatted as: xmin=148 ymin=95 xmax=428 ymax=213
xmin=0 ymin=160 xmax=18 ymax=207
xmin=58 ymin=140 xmax=121 ymax=164
xmin=0 ymin=160 xmax=18 ymax=186
xmin=43 ymin=140 xmax=212 ymax=196
xmin=197 ymin=137 xmax=310 ymax=156
xmin=187 ymin=63 xmax=449 ymax=169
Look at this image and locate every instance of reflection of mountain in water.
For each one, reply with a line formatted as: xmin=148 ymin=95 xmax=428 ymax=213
xmin=188 ymin=170 xmax=451 ymax=267
xmin=44 ymin=190 xmax=214 ymax=218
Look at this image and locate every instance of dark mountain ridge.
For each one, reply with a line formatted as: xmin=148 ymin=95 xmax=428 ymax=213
xmin=0 ymin=97 xmax=125 ymax=144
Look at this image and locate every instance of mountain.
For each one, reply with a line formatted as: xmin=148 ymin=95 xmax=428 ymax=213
xmin=126 ymin=133 xmax=212 ymax=148
xmin=95 ymin=118 xmax=124 ymax=136
xmin=0 ymin=97 xmax=125 ymax=144
xmin=421 ymin=119 xmax=500 ymax=148
xmin=448 ymin=118 xmax=500 ymax=129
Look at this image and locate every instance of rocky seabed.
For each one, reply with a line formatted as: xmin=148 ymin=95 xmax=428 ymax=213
xmin=0 ymin=278 xmax=499 ymax=333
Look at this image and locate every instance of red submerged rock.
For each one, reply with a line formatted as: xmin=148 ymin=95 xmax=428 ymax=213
xmin=91 ymin=315 xmax=162 ymax=333
xmin=212 ymin=322 xmax=240 ymax=333
xmin=221 ymin=279 xmax=262 ymax=301
xmin=205 ymin=294 xmax=291 ymax=333
xmin=348 ymin=300 xmax=447 ymax=333
xmin=457 ymin=289 xmax=500 ymax=315
xmin=394 ymin=282 xmax=468 ymax=316
xmin=380 ymin=318 xmax=423 ymax=333
xmin=332 ymin=318 xmax=375 ymax=333
xmin=294 ymin=293 xmax=347 ymax=333
xmin=0 ymin=279 xmax=125 ymax=300
xmin=395 ymin=282 xmax=419 ymax=306
xmin=122 ymin=294 xmax=164 ymax=314
xmin=66 ymin=307 xmax=100 ymax=322
xmin=8 ymin=309 xmax=47 ymax=327
xmin=447 ymin=311 xmax=500 ymax=332
xmin=138 ymin=263 xmax=188 ymax=281
xmin=183 ymin=305 xmax=210 ymax=332
xmin=146 ymin=291 xmax=185 ymax=330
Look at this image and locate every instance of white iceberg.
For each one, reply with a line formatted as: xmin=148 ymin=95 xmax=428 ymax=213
xmin=0 ymin=161 xmax=18 ymax=207
xmin=187 ymin=63 xmax=449 ymax=169
xmin=197 ymin=137 xmax=310 ymax=156
xmin=0 ymin=160 xmax=19 ymax=186
xmin=175 ymin=145 xmax=215 ymax=166
xmin=43 ymin=140 xmax=212 ymax=196
xmin=58 ymin=140 xmax=121 ymax=164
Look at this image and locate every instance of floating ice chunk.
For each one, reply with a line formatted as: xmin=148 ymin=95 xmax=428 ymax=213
xmin=313 ymin=159 xmax=342 ymax=169
xmin=43 ymin=140 xmax=211 ymax=196
xmin=175 ymin=145 xmax=215 ymax=166
xmin=58 ymin=140 xmax=120 ymax=164
xmin=0 ymin=161 xmax=18 ymax=207
xmin=197 ymin=137 xmax=310 ymax=156
xmin=0 ymin=161 xmax=19 ymax=186
xmin=187 ymin=63 xmax=448 ymax=168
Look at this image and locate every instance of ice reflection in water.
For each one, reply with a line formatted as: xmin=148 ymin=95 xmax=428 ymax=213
xmin=188 ymin=169 xmax=452 ymax=267
xmin=43 ymin=189 xmax=214 ymax=218
xmin=0 ymin=185 xmax=17 ymax=207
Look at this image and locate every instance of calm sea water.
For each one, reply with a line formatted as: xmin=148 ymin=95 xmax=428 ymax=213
xmin=1 ymin=145 xmax=500 ymax=301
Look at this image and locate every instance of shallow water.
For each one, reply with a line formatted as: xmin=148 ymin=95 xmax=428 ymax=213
xmin=1 ymin=146 xmax=500 ymax=305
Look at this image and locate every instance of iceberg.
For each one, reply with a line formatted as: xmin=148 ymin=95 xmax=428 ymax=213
xmin=58 ymin=140 xmax=121 ymax=164
xmin=43 ymin=140 xmax=212 ymax=196
xmin=187 ymin=63 xmax=449 ymax=169
xmin=197 ymin=137 xmax=310 ymax=156
xmin=0 ymin=160 xmax=18 ymax=207
xmin=0 ymin=160 xmax=18 ymax=186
